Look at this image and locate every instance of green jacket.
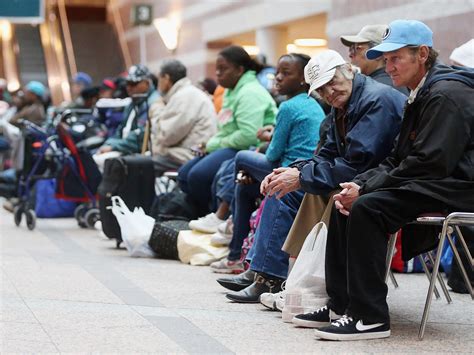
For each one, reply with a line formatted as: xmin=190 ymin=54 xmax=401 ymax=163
xmin=206 ymin=71 xmax=277 ymax=153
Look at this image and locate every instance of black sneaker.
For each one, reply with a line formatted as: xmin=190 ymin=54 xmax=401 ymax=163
xmin=292 ymin=305 xmax=342 ymax=328
xmin=314 ymin=315 xmax=390 ymax=341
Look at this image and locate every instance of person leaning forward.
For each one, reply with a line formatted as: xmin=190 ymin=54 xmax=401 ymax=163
xmin=312 ymin=19 xmax=474 ymax=341
xmin=223 ymin=50 xmax=406 ymax=303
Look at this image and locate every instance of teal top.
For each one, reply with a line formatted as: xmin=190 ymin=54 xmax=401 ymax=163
xmin=206 ymin=71 xmax=277 ymax=153
xmin=265 ymin=93 xmax=324 ymax=167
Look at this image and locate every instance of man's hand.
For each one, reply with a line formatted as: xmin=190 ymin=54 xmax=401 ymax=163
xmin=333 ymin=182 xmax=360 ymax=216
xmin=97 ymin=145 xmax=113 ymax=154
xmin=265 ymin=167 xmax=301 ymax=199
xmin=257 ymin=125 xmax=274 ymax=142
xmin=260 ymin=171 xmax=276 ymax=195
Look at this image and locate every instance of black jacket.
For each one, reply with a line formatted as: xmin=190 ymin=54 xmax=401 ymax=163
xmin=353 ymin=62 xmax=474 ymax=259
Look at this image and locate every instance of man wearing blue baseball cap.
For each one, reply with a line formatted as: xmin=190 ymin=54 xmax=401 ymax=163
xmin=313 ymin=20 xmax=474 ymax=341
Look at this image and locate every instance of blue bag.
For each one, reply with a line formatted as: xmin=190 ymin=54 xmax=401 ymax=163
xmin=35 ymin=179 xmax=77 ymax=218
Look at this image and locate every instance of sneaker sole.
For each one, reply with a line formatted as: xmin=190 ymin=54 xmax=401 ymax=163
xmin=292 ymin=317 xmax=330 ymax=328
xmin=314 ymin=329 xmax=391 ymax=341
xmin=260 ymin=300 xmax=277 ymax=311
xmin=211 ymin=268 xmax=244 ymax=275
xmin=226 ymin=294 xmax=260 ymax=303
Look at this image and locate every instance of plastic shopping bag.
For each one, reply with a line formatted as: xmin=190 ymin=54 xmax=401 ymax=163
xmin=284 ymin=222 xmax=328 ymax=316
xmin=110 ymin=196 xmax=156 ymax=258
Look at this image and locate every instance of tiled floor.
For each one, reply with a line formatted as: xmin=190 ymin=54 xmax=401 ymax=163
xmin=1 ymin=206 xmax=473 ymax=354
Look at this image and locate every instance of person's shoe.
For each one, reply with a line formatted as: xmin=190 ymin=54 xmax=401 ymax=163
xmin=314 ymin=315 xmax=390 ymax=341
xmin=293 ymin=305 xmax=342 ymax=328
xmin=260 ymin=281 xmax=286 ymax=311
xmin=226 ymin=273 xmax=284 ymax=303
xmin=260 ymin=290 xmax=286 ymax=311
xmin=217 ymin=217 xmax=233 ymax=235
xmin=210 ymin=230 xmax=232 ymax=246
xmin=189 ymin=213 xmax=225 ymax=233
xmin=216 ymin=269 xmax=256 ymax=291
xmin=2 ymin=197 xmax=19 ymax=213
xmin=210 ymin=257 xmax=245 ymax=274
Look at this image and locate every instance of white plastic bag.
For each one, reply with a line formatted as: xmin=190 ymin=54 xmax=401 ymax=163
xmin=110 ymin=196 xmax=156 ymax=258
xmin=284 ymin=222 xmax=328 ymax=315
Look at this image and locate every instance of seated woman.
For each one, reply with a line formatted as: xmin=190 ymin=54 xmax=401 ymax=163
xmin=202 ymin=53 xmax=326 ymax=273
xmin=177 ymin=45 xmax=277 ymax=217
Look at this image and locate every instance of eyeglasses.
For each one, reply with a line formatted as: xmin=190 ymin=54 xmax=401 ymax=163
xmin=349 ymin=44 xmax=368 ymax=54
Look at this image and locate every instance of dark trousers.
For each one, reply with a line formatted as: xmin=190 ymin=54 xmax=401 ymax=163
xmin=177 ymin=148 xmax=238 ymax=215
xmin=326 ymin=189 xmax=450 ymax=323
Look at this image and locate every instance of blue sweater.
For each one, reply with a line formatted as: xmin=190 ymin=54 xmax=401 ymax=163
xmin=265 ymin=93 xmax=324 ymax=167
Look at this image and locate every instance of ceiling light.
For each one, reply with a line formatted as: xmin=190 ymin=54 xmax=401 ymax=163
xmin=153 ymin=17 xmax=180 ymax=51
xmin=294 ymin=38 xmax=327 ymax=47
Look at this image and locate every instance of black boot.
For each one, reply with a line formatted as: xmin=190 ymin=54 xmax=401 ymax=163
xmin=226 ymin=273 xmax=284 ymax=303
xmin=216 ymin=269 xmax=256 ymax=291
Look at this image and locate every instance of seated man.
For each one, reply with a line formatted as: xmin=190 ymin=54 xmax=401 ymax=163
xmin=93 ymin=65 xmax=159 ymax=169
xmin=340 ymin=24 xmax=408 ymax=94
xmin=313 ymin=20 xmax=474 ymax=341
xmin=150 ymin=59 xmax=217 ymax=176
xmin=1 ymin=81 xmax=46 ymax=170
xmin=222 ymin=50 xmax=406 ymax=302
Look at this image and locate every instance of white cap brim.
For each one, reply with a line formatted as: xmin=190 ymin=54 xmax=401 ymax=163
xmin=308 ymin=68 xmax=336 ymax=95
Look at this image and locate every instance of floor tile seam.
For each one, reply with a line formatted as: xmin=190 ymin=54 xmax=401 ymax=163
xmin=21 ymin=296 xmax=127 ymax=306
xmin=18 ymin=297 xmax=62 ymax=353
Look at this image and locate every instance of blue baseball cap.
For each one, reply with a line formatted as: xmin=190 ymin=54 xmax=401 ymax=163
xmin=25 ymin=81 xmax=46 ymax=98
xmin=366 ymin=20 xmax=433 ymax=60
xmin=73 ymin=72 xmax=92 ymax=87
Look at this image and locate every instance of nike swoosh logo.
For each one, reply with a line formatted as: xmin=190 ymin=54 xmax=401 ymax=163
xmin=356 ymin=320 xmax=384 ymax=331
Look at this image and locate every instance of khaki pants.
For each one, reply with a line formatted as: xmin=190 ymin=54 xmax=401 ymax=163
xmin=282 ymin=190 xmax=339 ymax=256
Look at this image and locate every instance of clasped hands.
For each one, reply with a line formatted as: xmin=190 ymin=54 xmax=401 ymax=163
xmin=260 ymin=167 xmax=301 ymax=199
xmin=333 ymin=182 xmax=361 ymax=216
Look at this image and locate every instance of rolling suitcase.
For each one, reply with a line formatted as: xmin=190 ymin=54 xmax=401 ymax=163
xmin=98 ymin=155 xmax=155 ymax=246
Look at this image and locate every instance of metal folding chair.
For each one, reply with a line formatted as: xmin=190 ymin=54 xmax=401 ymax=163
xmin=415 ymin=212 xmax=474 ymax=339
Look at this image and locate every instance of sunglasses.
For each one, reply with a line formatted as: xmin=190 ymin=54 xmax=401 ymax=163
xmin=349 ymin=44 xmax=369 ymax=54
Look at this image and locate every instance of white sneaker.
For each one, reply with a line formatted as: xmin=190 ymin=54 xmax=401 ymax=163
xmin=260 ymin=289 xmax=286 ymax=311
xmin=210 ymin=257 xmax=245 ymax=274
xmin=189 ymin=213 xmax=224 ymax=233
xmin=210 ymin=231 xmax=232 ymax=246
xmin=217 ymin=217 xmax=233 ymax=235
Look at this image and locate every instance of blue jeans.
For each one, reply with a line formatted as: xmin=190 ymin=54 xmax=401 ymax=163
xmin=178 ymin=148 xmax=238 ymax=215
xmin=228 ymin=150 xmax=277 ymax=260
xmin=212 ymin=158 xmax=235 ymax=207
xmin=249 ymin=190 xmax=305 ymax=279
xmin=0 ymin=137 xmax=10 ymax=152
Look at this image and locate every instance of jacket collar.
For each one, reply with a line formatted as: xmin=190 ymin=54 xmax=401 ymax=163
xmin=163 ymin=77 xmax=191 ymax=104
xmin=226 ymin=70 xmax=257 ymax=95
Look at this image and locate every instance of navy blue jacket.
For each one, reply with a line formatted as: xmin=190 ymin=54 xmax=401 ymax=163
xmin=291 ymin=73 xmax=406 ymax=195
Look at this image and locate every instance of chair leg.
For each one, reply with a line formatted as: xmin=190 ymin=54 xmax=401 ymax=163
xmin=419 ymin=255 xmax=441 ymax=300
xmin=454 ymin=226 xmax=474 ymax=267
xmin=447 ymin=228 xmax=474 ymax=299
xmin=419 ymin=223 xmax=448 ymax=340
xmin=426 ymin=251 xmax=452 ymax=303
xmin=389 ymin=270 xmax=399 ymax=288
xmin=385 ymin=233 xmax=398 ymax=284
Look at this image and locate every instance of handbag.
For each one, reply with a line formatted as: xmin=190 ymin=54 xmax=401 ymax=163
xmin=148 ymin=220 xmax=189 ymax=260
xmin=35 ymin=179 xmax=77 ymax=218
